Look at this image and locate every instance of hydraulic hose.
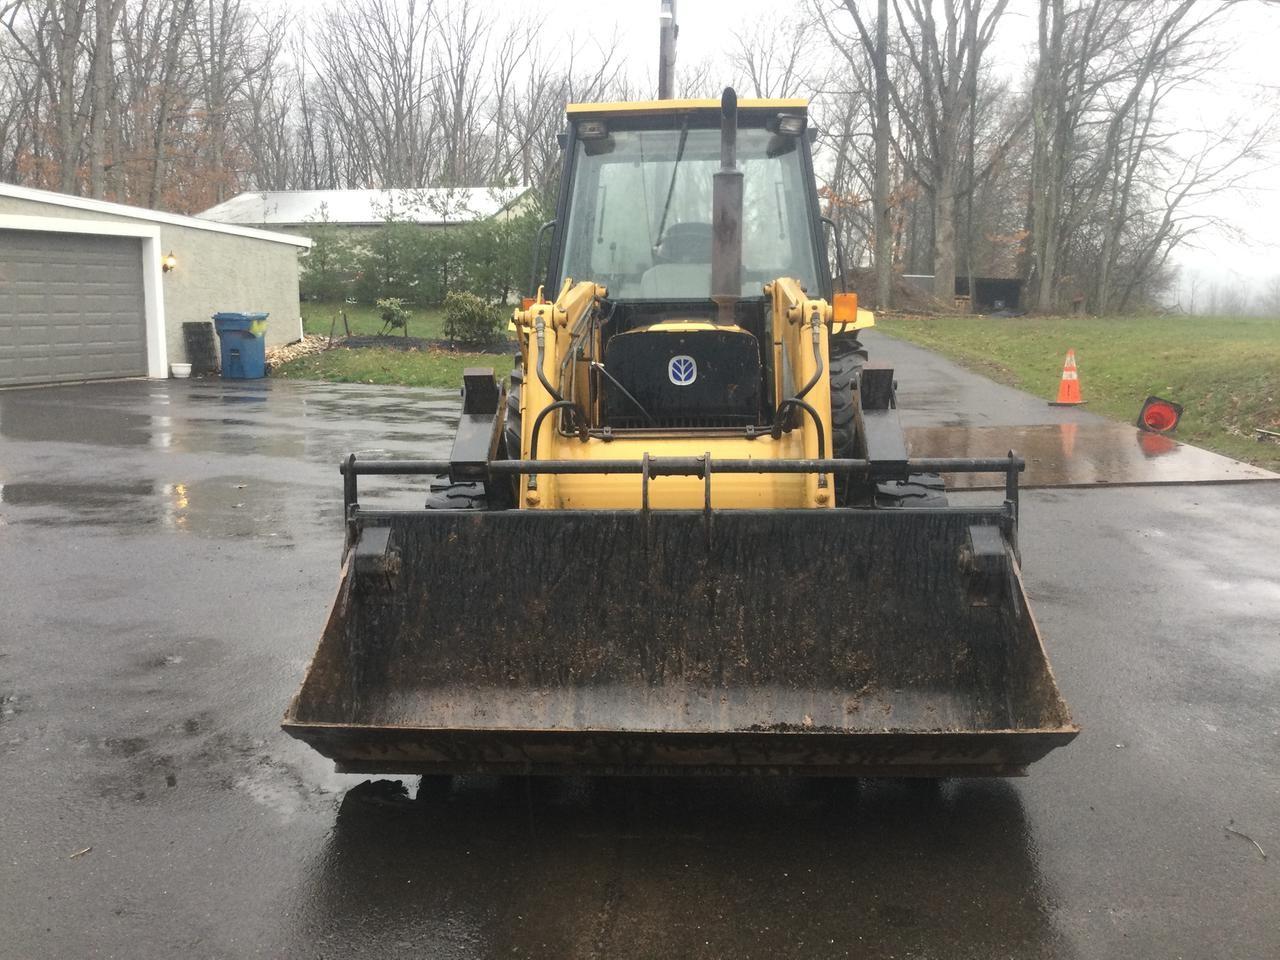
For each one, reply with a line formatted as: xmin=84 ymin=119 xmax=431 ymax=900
xmin=770 ymin=397 xmax=828 ymax=490
xmin=769 ymin=307 xmax=829 ymax=488
xmin=526 ymin=399 xmax=583 ymax=491
xmin=770 ymin=397 xmax=826 ymax=461
xmin=793 ymin=307 xmax=825 ymax=402
xmin=534 ymin=314 xmax=563 ymax=403
xmin=559 ymin=299 xmax=609 ymax=401
xmin=773 ymin=307 xmax=826 ymax=436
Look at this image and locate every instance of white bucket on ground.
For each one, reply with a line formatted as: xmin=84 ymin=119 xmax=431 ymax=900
xmin=170 ymin=363 xmax=192 ymax=378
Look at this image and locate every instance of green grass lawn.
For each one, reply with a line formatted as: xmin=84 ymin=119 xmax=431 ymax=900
xmin=876 ymin=313 xmax=1280 ymax=469
xmin=273 ymin=344 xmax=513 ymax=389
xmin=284 ymin=299 xmax=513 ymax=388
xmin=300 ymin=300 xmax=449 ymax=340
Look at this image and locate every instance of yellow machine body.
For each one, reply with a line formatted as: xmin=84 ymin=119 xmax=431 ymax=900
xmin=512 ymin=276 xmax=872 ymax=510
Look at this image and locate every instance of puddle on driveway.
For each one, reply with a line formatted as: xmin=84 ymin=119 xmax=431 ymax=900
xmin=0 ymin=476 xmax=338 ymax=540
xmin=6 ymin=382 xmax=1273 ymax=500
xmin=0 ymin=379 xmax=458 ymax=463
xmin=0 ymin=395 xmax=156 ymax=446
xmin=908 ymin=423 xmax=1280 ymax=489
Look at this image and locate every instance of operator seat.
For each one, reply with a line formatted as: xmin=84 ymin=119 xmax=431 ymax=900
xmin=639 ymin=221 xmax=774 ymax=299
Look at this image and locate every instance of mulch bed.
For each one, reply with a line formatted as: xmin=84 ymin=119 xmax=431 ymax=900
xmin=335 ymin=334 xmax=512 ymax=353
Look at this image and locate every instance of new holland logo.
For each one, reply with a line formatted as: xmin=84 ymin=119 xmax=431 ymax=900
xmin=668 ymin=355 xmax=697 ymax=386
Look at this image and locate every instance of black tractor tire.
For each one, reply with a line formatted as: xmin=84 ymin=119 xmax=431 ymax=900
xmin=424 ymin=476 xmax=491 ymax=510
xmin=828 ymin=335 xmax=947 ymax=509
xmin=504 ymin=361 xmax=524 ymax=462
xmin=875 ymin=473 xmax=948 ymax=508
xmin=828 ymin=336 xmax=868 ymax=458
xmin=828 ymin=336 xmax=868 ymax=505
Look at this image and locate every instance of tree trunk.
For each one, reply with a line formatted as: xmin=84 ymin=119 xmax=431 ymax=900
xmin=1027 ymin=0 xmax=1062 ymax=312
xmin=88 ymin=0 xmax=123 ymax=199
xmin=55 ymin=1 xmax=88 ymax=193
xmin=872 ymin=0 xmax=891 ymax=309
xmin=931 ymin=165 xmax=956 ymax=303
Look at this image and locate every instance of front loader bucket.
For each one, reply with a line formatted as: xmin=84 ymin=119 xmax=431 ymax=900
xmin=283 ymin=508 xmax=1078 ymax=777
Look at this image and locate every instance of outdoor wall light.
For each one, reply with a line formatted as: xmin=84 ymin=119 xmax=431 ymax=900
xmin=162 ymin=251 xmax=177 ymax=273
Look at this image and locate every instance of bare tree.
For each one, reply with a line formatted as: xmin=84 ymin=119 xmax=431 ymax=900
xmin=238 ymin=12 xmax=295 ymax=190
xmin=1113 ymin=118 xmax=1271 ymax=312
xmin=1257 ymin=275 xmax=1280 ymax=318
xmin=483 ymin=10 xmax=541 ymax=184
xmin=146 ymin=0 xmax=195 ymax=207
xmin=729 ymin=19 xmax=814 ymax=99
xmin=1024 ymin=0 xmax=1244 ymax=312
xmin=1204 ymin=280 xmax=1249 ymax=317
xmin=3 ymin=0 xmax=89 ymax=191
xmin=309 ymin=0 xmax=437 ymax=187
xmin=87 ymin=0 xmax=125 ymax=197
xmin=432 ymin=0 xmax=493 ymax=185
xmin=870 ymin=0 xmax=892 ymax=307
xmin=827 ymin=0 xmax=1012 ymax=302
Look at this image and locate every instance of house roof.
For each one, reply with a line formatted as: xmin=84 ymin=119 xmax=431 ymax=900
xmin=197 ymin=187 xmax=531 ymax=227
xmin=0 ymin=181 xmax=311 ymax=247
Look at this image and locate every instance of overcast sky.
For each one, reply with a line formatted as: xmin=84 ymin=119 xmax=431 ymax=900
xmin=290 ymin=0 xmax=1280 ymax=299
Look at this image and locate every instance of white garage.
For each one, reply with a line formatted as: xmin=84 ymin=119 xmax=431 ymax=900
xmin=0 ymin=183 xmax=310 ymax=388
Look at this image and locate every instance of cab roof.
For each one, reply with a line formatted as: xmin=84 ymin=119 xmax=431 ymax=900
xmin=566 ymin=97 xmax=808 ymax=118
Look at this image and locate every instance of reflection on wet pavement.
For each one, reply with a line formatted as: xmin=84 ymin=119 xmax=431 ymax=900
xmin=907 ymin=423 xmax=1280 ymax=489
xmin=0 ymin=476 xmax=322 ymax=537
xmin=294 ymin=775 xmax=1058 ymax=959
xmin=0 ymin=379 xmax=460 ymax=533
xmin=0 ymin=378 xmax=459 ymax=465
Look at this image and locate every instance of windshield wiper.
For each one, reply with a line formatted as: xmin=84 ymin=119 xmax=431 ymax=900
xmin=653 ymin=118 xmax=690 ymax=251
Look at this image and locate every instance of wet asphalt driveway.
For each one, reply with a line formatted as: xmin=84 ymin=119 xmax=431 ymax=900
xmin=1 ymin=336 xmax=1277 ymax=959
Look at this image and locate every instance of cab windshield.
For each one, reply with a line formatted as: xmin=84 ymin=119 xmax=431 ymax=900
xmin=558 ymin=125 xmax=821 ymax=300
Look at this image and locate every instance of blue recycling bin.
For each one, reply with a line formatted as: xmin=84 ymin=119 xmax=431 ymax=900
xmin=212 ymin=312 xmax=270 ymax=379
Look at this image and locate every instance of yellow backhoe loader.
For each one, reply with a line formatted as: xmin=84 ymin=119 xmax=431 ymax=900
xmin=283 ymin=90 xmax=1078 ymax=777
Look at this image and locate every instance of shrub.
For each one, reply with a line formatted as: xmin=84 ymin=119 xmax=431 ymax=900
xmin=442 ymin=291 xmax=505 ymax=346
xmin=300 ymin=217 xmax=357 ymax=301
xmin=376 ymin=297 xmax=412 ymax=336
xmin=305 ymin=191 xmax=553 ymax=306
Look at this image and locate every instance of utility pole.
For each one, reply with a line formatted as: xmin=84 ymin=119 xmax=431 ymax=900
xmin=658 ymin=0 xmax=678 ymax=99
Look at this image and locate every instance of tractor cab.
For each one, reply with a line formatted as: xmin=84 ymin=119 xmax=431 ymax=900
xmin=540 ymin=99 xmax=831 ymax=432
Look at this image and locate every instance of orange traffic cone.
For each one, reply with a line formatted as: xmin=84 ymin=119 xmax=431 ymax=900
xmin=1050 ymin=349 xmax=1085 ymax=406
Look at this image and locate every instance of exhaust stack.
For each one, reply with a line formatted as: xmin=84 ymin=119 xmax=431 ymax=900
xmin=658 ymin=1 xmax=678 ymax=99
xmin=711 ymin=87 xmax=744 ymax=325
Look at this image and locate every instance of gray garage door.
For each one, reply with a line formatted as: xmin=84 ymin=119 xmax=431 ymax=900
xmin=0 ymin=230 xmax=147 ymax=386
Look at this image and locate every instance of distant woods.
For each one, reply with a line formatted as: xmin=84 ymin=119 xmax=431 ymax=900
xmin=0 ymin=0 xmax=627 ymax=210
xmin=1 ymin=0 xmax=1273 ymax=313
xmin=801 ymin=0 xmax=1273 ymax=313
